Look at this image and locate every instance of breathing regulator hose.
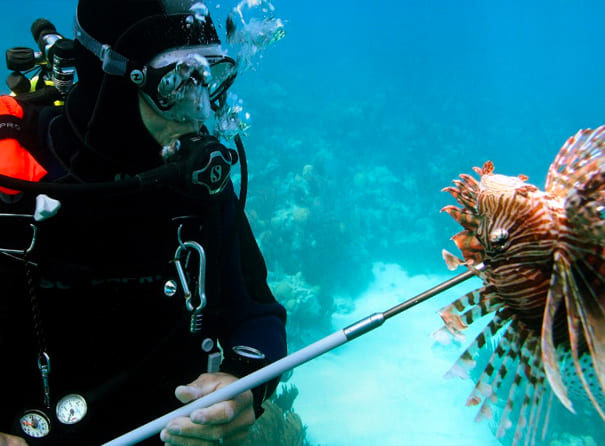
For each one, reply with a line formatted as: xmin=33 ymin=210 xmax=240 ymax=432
xmin=0 ymin=133 xmax=241 ymax=199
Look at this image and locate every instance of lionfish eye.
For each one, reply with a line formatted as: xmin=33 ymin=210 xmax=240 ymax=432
xmin=489 ymin=228 xmax=509 ymax=250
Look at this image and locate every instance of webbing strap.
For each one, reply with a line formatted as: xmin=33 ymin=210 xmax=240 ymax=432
xmin=73 ymin=15 xmax=130 ymax=76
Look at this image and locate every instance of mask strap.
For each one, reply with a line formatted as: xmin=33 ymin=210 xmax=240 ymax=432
xmin=73 ymin=14 xmax=131 ymax=77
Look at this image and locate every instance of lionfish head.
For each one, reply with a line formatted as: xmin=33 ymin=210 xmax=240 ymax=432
xmin=474 ymin=162 xmax=547 ymax=256
xmin=479 ymin=172 xmax=528 ymax=196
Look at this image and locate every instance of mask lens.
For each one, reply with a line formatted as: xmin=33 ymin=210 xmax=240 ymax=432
xmin=145 ymin=49 xmax=237 ymax=122
xmin=208 ymin=59 xmax=236 ymax=100
xmin=157 ymin=70 xmax=179 ymax=106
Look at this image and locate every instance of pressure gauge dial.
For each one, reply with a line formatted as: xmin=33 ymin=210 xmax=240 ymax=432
xmin=20 ymin=410 xmax=51 ymax=438
xmin=56 ymin=394 xmax=88 ymax=424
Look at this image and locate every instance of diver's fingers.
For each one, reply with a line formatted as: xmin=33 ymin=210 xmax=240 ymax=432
xmin=161 ymin=412 xmax=252 ymax=445
xmin=175 ymin=375 xmax=221 ymax=404
xmin=161 ymin=416 xmax=217 ymax=445
xmin=0 ymin=433 xmax=28 ymax=446
xmin=161 ymin=437 xmax=216 ymax=446
xmin=190 ymin=391 xmax=253 ymax=425
xmin=175 ymin=371 xmax=246 ymax=405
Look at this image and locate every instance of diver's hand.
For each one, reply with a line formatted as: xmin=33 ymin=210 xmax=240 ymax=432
xmin=161 ymin=372 xmax=254 ymax=446
xmin=0 ymin=433 xmax=28 ymax=446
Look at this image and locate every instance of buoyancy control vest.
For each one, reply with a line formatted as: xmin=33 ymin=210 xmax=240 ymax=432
xmin=0 ymin=95 xmax=285 ymax=444
xmin=0 ymin=96 xmax=49 ymax=195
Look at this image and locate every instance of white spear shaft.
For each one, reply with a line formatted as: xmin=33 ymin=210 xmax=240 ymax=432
xmin=103 ymin=269 xmax=475 ymax=446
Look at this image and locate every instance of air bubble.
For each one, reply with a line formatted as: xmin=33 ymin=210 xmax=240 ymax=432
xmin=189 ymin=2 xmax=209 ymax=23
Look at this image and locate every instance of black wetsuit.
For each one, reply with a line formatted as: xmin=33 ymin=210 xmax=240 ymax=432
xmin=0 ymin=100 xmax=287 ymax=445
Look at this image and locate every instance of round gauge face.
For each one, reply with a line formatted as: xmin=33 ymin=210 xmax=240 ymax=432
xmin=56 ymin=394 xmax=88 ymax=425
xmin=20 ymin=410 xmax=51 ymax=438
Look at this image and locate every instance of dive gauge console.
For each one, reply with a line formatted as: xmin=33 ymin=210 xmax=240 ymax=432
xmin=19 ymin=393 xmax=88 ymax=438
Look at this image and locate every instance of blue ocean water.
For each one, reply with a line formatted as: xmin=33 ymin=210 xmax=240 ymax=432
xmin=2 ymin=1 xmax=604 ymax=445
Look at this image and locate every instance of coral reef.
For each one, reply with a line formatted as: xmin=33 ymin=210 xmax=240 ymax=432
xmin=272 ymin=384 xmax=299 ymax=413
xmin=242 ymin=385 xmax=313 ymax=446
xmin=268 ymin=271 xmax=331 ymax=350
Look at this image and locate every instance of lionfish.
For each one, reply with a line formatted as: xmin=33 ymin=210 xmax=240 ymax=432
xmin=435 ymin=126 xmax=605 ymax=444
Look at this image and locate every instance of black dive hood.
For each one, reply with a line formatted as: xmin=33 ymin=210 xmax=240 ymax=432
xmin=0 ymin=133 xmax=248 ymax=206
xmin=70 ymin=0 xmax=228 ymax=176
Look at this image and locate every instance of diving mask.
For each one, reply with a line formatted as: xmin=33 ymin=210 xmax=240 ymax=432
xmin=73 ymin=2 xmax=237 ymax=124
xmin=141 ymin=46 xmax=236 ymax=122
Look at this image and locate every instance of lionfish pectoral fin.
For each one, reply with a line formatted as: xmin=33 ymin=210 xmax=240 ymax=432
xmin=491 ymin=332 xmax=553 ymax=446
xmin=496 ymin=358 xmax=527 ymax=439
xmin=546 ymin=126 xmax=605 ymax=418
xmin=468 ymin=318 xmax=522 ymax=420
xmin=435 ymin=287 xmax=501 ymax=342
xmin=445 ymin=354 xmax=474 ymax=379
xmin=546 ymin=125 xmax=605 ymax=199
xmin=566 ymin=169 xmax=605 ymax=244
xmin=521 ymin=345 xmax=553 ymax=446
xmin=563 ymin=258 xmax=605 ymax=421
xmin=444 ymin=308 xmax=512 ymax=383
xmin=431 ymin=325 xmax=464 ymax=345
xmin=541 ymin=261 xmax=574 ymax=412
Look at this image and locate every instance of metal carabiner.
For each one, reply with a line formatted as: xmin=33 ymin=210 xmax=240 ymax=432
xmin=173 ymin=240 xmax=207 ymax=313
xmin=37 ymin=351 xmax=51 ymax=408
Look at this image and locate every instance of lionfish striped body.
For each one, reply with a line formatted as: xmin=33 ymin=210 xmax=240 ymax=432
xmin=436 ymin=126 xmax=605 ymax=444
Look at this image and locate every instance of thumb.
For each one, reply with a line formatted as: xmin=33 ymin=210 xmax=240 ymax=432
xmin=174 ymin=374 xmax=221 ymax=404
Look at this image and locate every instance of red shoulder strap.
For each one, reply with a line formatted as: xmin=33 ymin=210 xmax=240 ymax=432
xmin=0 ymin=96 xmax=48 ymax=195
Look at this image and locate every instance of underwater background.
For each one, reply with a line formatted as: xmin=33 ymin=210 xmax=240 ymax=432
xmin=3 ymin=1 xmax=605 ymax=445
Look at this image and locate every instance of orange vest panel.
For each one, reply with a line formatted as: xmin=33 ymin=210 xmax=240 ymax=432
xmin=0 ymin=96 xmax=48 ymax=194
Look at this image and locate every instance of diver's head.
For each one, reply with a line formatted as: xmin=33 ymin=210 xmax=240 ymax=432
xmin=69 ymin=0 xmax=236 ymax=173
xmin=75 ymin=0 xmax=236 ymax=125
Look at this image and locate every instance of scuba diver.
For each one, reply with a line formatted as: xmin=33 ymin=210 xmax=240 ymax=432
xmin=0 ymin=0 xmax=287 ymax=445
